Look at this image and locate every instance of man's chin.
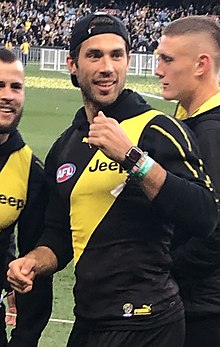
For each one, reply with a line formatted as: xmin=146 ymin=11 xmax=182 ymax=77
xmin=0 ymin=113 xmax=22 ymax=134
xmin=162 ymin=93 xmax=175 ymax=101
xmin=0 ymin=124 xmax=17 ymax=134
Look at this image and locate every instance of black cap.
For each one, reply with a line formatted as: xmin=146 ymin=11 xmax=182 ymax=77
xmin=69 ymin=12 xmax=130 ymax=87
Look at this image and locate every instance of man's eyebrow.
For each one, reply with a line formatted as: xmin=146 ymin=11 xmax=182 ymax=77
xmin=86 ymin=49 xmax=102 ymax=54
xmin=112 ymin=48 xmax=125 ymax=53
xmin=86 ymin=48 xmax=125 ymax=54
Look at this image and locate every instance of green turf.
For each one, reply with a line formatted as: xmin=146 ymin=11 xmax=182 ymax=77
xmin=6 ymin=65 xmax=176 ymax=346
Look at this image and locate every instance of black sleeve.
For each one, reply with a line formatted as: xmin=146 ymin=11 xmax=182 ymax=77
xmin=17 ymin=156 xmax=48 ymax=255
xmin=36 ymin=143 xmax=73 ymax=271
xmin=172 ymin=226 xmax=220 ymax=280
xmin=195 ymin=122 xmax=220 ymax=200
xmin=140 ymin=115 xmax=217 ymax=237
xmin=171 ymin=119 xmax=220 ymax=277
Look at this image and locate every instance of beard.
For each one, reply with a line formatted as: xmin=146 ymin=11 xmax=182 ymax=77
xmin=0 ymin=108 xmax=23 ymax=134
xmin=78 ymin=75 xmax=125 ymax=111
xmin=81 ymin=84 xmax=117 ymax=110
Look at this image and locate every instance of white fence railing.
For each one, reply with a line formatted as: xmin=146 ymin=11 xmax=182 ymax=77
xmin=40 ymin=48 xmax=158 ymax=76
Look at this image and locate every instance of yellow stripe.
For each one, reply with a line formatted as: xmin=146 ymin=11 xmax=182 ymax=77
xmin=166 ymin=115 xmax=192 ymax=151
xmin=151 ymin=124 xmax=199 ymax=178
xmin=120 ymin=109 xmax=163 ymax=144
xmin=70 ymin=152 xmax=127 ymax=264
xmin=70 ymin=110 xmax=161 ymax=264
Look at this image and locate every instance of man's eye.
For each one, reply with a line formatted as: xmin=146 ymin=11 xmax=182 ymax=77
xmin=164 ymin=56 xmax=173 ymax=63
xmin=112 ymin=50 xmax=124 ymax=59
xmin=87 ymin=52 xmax=102 ymax=59
xmin=11 ymin=83 xmax=23 ymax=90
xmin=112 ymin=53 xmax=121 ymax=58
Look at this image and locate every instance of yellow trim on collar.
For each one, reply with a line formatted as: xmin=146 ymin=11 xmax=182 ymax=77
xmin=175 ymin=90 xmax=220 ymax=120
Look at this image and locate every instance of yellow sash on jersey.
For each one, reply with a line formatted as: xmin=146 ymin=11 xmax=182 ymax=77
xmin=70 ymin=110 xmax=161 ymax=264
xmin=0 ymin=145 xmax=32 ymax=230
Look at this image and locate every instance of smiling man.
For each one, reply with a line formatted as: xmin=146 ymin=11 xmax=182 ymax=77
xmin=7 ymin=13 xmax=218 ymax=347
xmin=0 ymin=48 xmax=52 ymax=347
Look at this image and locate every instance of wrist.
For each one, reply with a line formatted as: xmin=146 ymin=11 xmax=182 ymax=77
xmin=121 ymin=146 xmax=143 ymax=171
xmin=128 ymin=152 xmax=155 ymax=182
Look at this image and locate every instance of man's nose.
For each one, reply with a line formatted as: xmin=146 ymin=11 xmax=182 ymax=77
xmin=0 ymin=86 xmax=14 ymax=101
xmin=99 ymin=56 xmax=114 ymax=73
xmin=155 ymin=62 xmax=164 ymax=78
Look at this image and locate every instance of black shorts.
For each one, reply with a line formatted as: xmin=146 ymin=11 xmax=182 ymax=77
xmin=67 ymin=319 xmax=185 ymax=347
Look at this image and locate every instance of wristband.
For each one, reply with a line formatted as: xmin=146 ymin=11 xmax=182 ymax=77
xmin=129 ymin=152 xmax=155 ymax=182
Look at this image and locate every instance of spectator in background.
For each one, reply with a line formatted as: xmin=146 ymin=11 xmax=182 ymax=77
xmin=20 ymin=38 xmax=30 ymax=66
xmin=156 ymin=15 xmax=220 ymax=347
xmin=5 ymin=40 xmax=13 ymax=50
xmin=0 ymin=0 xmax=219 ymax=51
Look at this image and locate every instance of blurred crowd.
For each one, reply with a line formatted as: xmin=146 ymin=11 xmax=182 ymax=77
xmin=0 ymin=0 xmax=220 ymax=53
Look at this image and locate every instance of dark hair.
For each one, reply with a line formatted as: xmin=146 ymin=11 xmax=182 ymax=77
xmin=0 ymin=48 xmax=18 ymax=63
xmin=70 ymin=13 xmax=130 ymax=65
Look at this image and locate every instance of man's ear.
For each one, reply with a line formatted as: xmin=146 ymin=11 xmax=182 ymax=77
xmin=66 ymin=55 xmax=77 ymax=74
xmin=126 ymin=53 xmax=131 ymax=73
xmin=195 ymin=54 xmax=211 ymax=77
xmin=66 ymin=56 xmax=80 ymax=87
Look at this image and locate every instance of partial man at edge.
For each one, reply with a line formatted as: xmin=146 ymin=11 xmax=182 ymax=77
xmin=0 ymin=48 xmax=52 ymax=347
xmin=156 ymin=15 xmax=220 ymax=347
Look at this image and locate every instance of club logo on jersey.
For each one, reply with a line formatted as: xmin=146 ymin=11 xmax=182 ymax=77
xmin=56 ymin=163 xmax=76 ymax=183
xmin=122 ymin=303 xmax=133 ymax=317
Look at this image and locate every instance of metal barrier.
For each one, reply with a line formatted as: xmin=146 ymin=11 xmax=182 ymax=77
xmin=40 ymin=48 xmax=158 ymax=76
xmin=0 ymin=46 xmax=158 ymax=76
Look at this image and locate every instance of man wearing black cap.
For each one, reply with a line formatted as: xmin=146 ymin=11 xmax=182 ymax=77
xmin=7 ymin=13 xmax=218 ymax=347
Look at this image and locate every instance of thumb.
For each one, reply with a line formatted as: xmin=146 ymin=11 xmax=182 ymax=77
xmin=20 ymin=259 xmax=35 ymax=276
xmin=97 ymin=111 xmax=106 ymax=118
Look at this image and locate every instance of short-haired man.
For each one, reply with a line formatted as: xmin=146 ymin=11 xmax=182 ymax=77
xmin=8 ymin=13 xmax=218 ymax=347
xmin=156 ymin=15 xmax=220 ymax=347
xmin=0 ymin=48 xmax=52 ymax=347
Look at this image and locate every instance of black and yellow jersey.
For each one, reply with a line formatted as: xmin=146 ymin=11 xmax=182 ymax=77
xmin=172 ymin=91 xmax=220 ymax=318
xmin=0 ymin=130 xmax=47 ymax=289
xmin=0 ymin=130 xmax=52 ymax=346
xmin=39 ymin=89 xmax=217 ymax=329
xmin=175 ymin=91 xmax=220 ymax=202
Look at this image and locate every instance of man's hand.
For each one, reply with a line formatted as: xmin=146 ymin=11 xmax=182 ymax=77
xmin=7 ymin=257 xmax=36 ymax=294
xmin=88 ymin=111 xmax=133 ymax=163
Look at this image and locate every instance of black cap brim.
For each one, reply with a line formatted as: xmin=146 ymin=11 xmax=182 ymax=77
xmin=70 ymin=74 xmax=79 ymax=88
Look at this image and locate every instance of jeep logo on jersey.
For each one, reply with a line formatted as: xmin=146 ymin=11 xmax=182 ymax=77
xmin=56 ymin=163 xmax=76 ymax=183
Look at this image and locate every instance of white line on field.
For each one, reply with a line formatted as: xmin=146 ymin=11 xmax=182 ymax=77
xmin=140 ymin=92 xmax=177 ymax=103
xmin=49 ymin=318 xmax=74 ymax=324
xmin=6 ymin=312 xmax=74 ymax=324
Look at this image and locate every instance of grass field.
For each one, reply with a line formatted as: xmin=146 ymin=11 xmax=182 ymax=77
xmin=6 ymin=65 xmax=176 ymax=346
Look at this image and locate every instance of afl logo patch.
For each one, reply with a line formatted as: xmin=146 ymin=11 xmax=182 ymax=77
xmin=56 ymin=163 xmax=76 ymax=183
